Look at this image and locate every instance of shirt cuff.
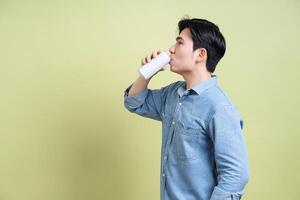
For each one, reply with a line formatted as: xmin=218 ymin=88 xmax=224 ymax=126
xmin=124 ymin=84 xmax=149 ymax=109
xmin=210 ymin=186 xmax=243 ymax=200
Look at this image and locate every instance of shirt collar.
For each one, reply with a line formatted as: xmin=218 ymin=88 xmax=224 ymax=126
xmin=177 ymin=75 xmax=218 ymax=97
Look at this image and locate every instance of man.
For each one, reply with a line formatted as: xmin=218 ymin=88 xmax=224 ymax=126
xmin=123 ymin=18 xmax=249 ymax=200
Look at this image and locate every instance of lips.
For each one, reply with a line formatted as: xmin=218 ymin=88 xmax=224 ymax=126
xmin=169 ymin=57 xmax=174 ymax=64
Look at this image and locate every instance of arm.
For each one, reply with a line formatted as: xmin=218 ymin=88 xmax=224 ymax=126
xmin=127 ymin=75 xmax=151 ymax=96
xmin=208 ymin=105 xmax=249 ymax=200
xmin=127 ymin=50 xmax=164 ymax=96
xmin=124 ymin=50 xmax=167 ymax=121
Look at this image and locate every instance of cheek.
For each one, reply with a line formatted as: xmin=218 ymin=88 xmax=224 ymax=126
xmin=176 ymin=49 xmax=187 ymax=60
xmin=178 ymin=51 xmax=192 ymax=63
xmin=178 ymin=45 xmax=192 ymax=56
xmin=174 ymin=46 xmax=193 ymax=64
xmin=179 ymin=55 xmax=195 ymax=69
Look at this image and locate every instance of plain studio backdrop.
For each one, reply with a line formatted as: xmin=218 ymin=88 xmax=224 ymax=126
xmin=0 ymin=0 xmax=299 ymax=199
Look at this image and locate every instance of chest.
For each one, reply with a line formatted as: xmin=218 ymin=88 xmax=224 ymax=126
xmin=163 ymin=94 xmax=211 ymax=133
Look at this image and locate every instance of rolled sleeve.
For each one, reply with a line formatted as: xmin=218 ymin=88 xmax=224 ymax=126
xmin=124 ymin=84 xmax=149 ymax=110
xmin=123 ymin=84 xmax=166 ymax=121
xmin=210 ymin=186 xmax=243 ymax=200
xmin=208 ymin=105 xmax=249 ymax=200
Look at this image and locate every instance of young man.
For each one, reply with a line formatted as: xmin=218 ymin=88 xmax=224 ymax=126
xmin=124 ymin=18 xmax=249 ymax=200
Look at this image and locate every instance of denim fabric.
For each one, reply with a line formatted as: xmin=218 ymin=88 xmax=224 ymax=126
xmin=124 ymin=75 xmax=249 ymax=200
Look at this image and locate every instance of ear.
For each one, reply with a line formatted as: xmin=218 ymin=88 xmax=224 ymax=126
xmin=195 ymin=48 xmax=207 ymax=63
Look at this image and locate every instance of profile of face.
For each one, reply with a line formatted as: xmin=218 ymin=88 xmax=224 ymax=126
xmin=169 ymin=28 xmax=195 ymax=74
xmin=169 ymin=28 xmax=205 ymax=75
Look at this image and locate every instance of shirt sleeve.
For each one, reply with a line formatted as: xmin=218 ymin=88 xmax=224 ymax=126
xmin=123 ymin=84 xmax=169 ymax=121
xmin=208 ymin=105 xmax=249 ymax=200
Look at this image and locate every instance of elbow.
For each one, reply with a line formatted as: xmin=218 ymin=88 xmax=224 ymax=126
xmin=241 ymin=167 xmax=250 ymax=186
xmin=234 ymin=166 xmax=250 ymax=191
xmin=124 ymin=101 xmax=137 ymax=113
xmin=235 ymin=163 xmax=250 ymax=189
xmin=238 ymin=169 xmax=249 ymax=188
xmin=240 ymin=158 xmax=250 ymax=187
xmin=124 ymin=99 xmax=144 ymax=114
xmin=219 ymin=167 xmax=250 ymax=193
xmin=236 ymin=155 xmax=250 ymax=188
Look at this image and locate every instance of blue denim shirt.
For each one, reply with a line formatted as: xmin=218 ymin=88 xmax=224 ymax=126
xmin=124 ymin=75 xmax=249 ymax=200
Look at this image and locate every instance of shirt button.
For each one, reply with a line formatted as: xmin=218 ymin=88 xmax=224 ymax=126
xmin=172 ymin=121 xmax=175 ymax=125
xmin=179 ymin=102 xmax=182 ymax=106
xmin=162 ymin=173 xmax=165 ymax=177
xmin=164 ymin=156 xmax=167 ymax=160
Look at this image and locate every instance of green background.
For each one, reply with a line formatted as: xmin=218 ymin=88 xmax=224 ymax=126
xmin=0 ymin=0 xmax=299 ymax=199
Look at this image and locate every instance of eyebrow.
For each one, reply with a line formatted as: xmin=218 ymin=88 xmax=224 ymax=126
xmin=176 ymin=36 xmax=185 ymax=42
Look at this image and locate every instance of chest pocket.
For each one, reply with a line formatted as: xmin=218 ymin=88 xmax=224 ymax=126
xmin=174 ymin=122 xmax=201 ymax=161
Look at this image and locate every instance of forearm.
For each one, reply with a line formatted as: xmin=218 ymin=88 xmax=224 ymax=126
xmin=128 ymin=75 xmax=151 ymax=96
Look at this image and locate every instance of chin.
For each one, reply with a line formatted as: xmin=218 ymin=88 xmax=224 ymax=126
xmin=170 ymin=66 xmax=181 ymax=75
xmin=170 ymin=65 xmax=176 ymax=72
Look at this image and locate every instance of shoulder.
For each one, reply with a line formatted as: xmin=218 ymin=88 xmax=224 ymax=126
xmin=203 ymin=85 xmax=242 ymax=120
xmin=205 ymin=85 xmax=233 ymax=105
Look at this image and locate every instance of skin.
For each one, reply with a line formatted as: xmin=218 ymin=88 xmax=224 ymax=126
xmin=128 ymin=27 xmax=212 ymax=96
xmin=168 ymin=28 xmax=212 ymax=89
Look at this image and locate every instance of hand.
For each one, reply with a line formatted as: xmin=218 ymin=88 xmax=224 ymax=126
xmin=141 ymin=50 xmax=166 ymax=73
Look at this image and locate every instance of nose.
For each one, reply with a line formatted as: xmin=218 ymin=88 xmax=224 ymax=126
xmin=169 ymin=44 xmax=175 ymax=54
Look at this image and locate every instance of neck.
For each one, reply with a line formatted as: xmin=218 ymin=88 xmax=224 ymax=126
xmin=182 ymin=71 xmax=212 ymax=90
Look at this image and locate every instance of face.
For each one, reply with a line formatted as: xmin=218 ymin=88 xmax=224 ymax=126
xmin=169 ymin=28 xmax=198 ymax=74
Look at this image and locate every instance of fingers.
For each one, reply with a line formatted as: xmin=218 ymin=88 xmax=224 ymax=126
xmin=146 ymin=53 xmax=151 ymax=63
xmin=152 ymin=50 xmax=161 ymax=58
xmin=141 ymin=50 xmax=161 ymax=66
xmin=141 ymin=57 xmax=147 ymax=65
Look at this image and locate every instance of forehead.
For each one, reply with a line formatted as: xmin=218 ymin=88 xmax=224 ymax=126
xmin=179 ymin=28 xmax=192 ymax=41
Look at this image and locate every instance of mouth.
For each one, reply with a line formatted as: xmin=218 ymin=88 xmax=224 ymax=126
xmin=169 ymin=58 xmax=174 ymax=64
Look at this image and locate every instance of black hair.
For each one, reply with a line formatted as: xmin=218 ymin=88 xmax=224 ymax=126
xmin=178 ymin=17 xmax=226 ymax=73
